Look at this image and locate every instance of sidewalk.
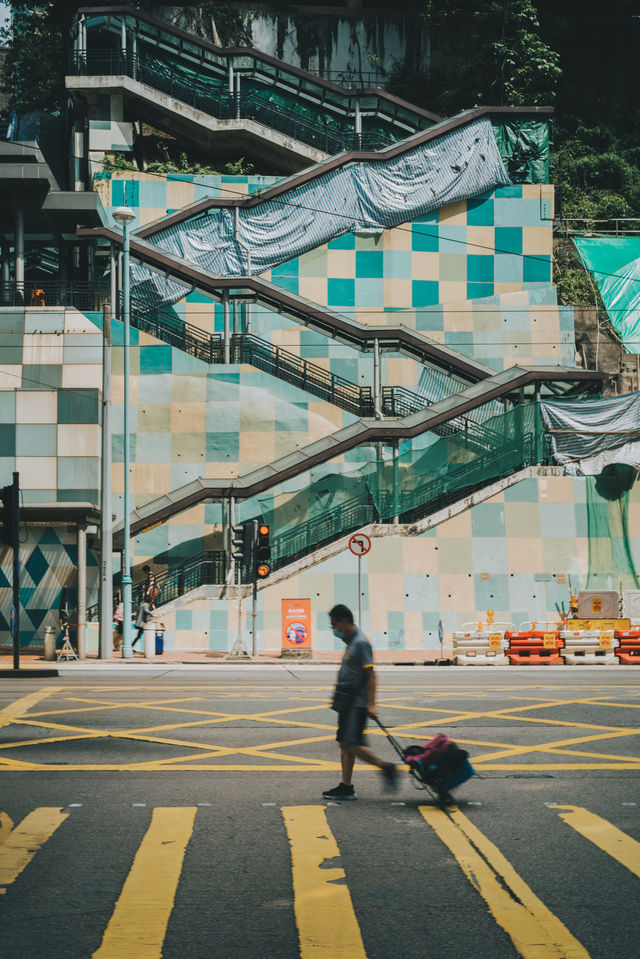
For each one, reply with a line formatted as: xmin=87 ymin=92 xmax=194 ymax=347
xmin=0 ymin=648 xmax=449 ymax=668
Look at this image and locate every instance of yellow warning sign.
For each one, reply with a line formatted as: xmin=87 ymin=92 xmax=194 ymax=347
xmin=488 ymin=633 xmax=501 ymax=649
xmin=567 ymin=619 xmax=630 ymax=631
xmin=599 ymin=632 xmax=613 ymax=649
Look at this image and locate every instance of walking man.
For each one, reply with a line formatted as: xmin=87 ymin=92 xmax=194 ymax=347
xmin=323 ymin=604 xmax=397 ymax=801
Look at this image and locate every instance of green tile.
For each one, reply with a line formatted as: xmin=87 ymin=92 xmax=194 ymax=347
xmin=22 ymin=365 xmax=61 ymax=390
xmin=58 ymin=389 xmax=100 ymax=424
xmin=16 ymin=424 xmax=56 ymax=456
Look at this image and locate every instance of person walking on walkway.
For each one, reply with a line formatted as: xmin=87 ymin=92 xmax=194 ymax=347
xmin=142 ymin=565 xmax=158 ymax=607
xmin=322 ymin=603 xmax=397 ymax=801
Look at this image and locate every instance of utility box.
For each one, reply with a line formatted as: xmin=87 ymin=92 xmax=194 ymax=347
xmin=624 ymin=590 xmax=640 ymax=623
xmin=577 ymin=591 xmax=619 ymax=620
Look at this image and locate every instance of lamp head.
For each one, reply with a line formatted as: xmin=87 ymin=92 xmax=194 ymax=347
xmin=112 ymin=205 xmax=136 ymax=226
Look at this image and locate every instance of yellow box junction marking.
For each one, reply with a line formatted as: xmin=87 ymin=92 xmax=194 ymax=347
xmin=92 ymin=807 xmax=196 ymax=959
xmin=281 ymin=805 xmax=368 ymax=959
xmin=0 ymin=688 xmax=61 ymax=728
xmin=552 ymin=805 xmax=640 ymax=879
xmin=0 ymin=807 xmax=69 ymax=894
xmin=420 ymin=805 xmax=590 ymax=959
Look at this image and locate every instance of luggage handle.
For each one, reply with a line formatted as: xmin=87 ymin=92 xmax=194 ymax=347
xmin=372 ymin=715 xmax=408 ymax=761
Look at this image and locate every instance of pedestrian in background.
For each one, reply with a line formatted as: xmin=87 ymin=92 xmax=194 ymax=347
xmin=132 ymin=600 xmax=153 ymax=651
xmin=323 ymin=603 xmax=397 ymax=801
xmin=113 ymin=601 xmax=123 ymax=651
xmin=142 ymin=565 xmax=158 ymax=607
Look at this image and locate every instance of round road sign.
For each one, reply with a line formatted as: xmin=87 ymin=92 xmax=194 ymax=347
xmin=348 ymin=533 xmax=371 ymax=556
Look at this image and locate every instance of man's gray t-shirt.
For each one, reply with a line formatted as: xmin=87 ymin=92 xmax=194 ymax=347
xmin=337 ymin=627 xmax=374 ymax=708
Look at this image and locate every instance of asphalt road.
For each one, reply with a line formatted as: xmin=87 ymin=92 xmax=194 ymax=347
xmin=1 ymin=666 xmax=639 ymax=959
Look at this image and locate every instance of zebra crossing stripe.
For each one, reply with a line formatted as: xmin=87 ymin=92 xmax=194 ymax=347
xmin=91 ymin=807 xmax=196 ymax=959
xmin=420 ymin=805 xmax=590 ymax=959
xmin=281 ymin=806 xmax=368 ymax=959
xmin=0 ymin=807 xmax=69 ymax=894
xmin=553 ymin=805 xmax=640 ymax=878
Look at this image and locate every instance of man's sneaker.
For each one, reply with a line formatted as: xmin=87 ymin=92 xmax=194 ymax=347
xmin=322 ymin=783 xmax=357 ymax=801
xmin=381 ymin=762 xmax=398 ymax=791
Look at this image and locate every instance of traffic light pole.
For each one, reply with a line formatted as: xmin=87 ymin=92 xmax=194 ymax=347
xmin=11 ymin=473 xmax=20 ymax=670
xmin=251 ymin=519 xmax=258 ymax=657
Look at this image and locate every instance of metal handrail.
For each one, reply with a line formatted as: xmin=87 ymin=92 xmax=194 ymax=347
xmin=68 ymin=51 xmax=396 ymax=154
xmin=0 ymin=282 xmax=109 ymax=310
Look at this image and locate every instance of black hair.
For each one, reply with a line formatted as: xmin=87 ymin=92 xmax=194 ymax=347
xmin=329 ymin=604 xmax=354 ymax=623
xmin=143 ymin=565 xmax=151 ymax=572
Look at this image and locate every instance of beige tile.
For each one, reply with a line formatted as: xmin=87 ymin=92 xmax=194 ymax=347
xmin=522 ymin=226 xmax=552 ymax=256
xmin=438 ymin=281 xmax=467 ymax=306
xmin=64 ymin=309 xmax=97 ymax=333
xmin=438 ymin=510 xmax=472 ymax=538
xmin=386 ymin=356 xmax=418 ymax=387
xmin=506 ymin=537 xmax=543 ymax=573
xmin=61 ymin=365 xmax=103 ymax=389
xmin=435 ymin=537 xmax=473 ymax=574
xmin=58 ymin=424 xmax=101 ymax=457
xmin=15 ymin=456 xmax=57 ymax=489
xmin=493 ymin=282 xmax=524 ymax=297
xmin=166 ymin=181 xmax=197 ymax=210
xmin=369 ymin=572 xmax=404 ymax=609
xmin=327 ymin=250 xmax=356 ymax=279
xmin=16 ymin=390 xmax=57 ymax=423
xmin=438 ymin=200 xmax=468 ymax=225
xmin=132 ymin=462 xmax=172 ymax=495
xmin=0 ymin=366 xmax=23 ymax=390
xmin=23 ymin=334 xmax=63 ymax=366
xmin=298 ymin=277 xmax=328 ymax=305
xmin=240 ymin=431 xmax=274 ymax=462
xmin=170 ymin=402 xmax=206 ymax=432
xmin=412 ymin=252 xmax=439 ymax=281
xmin=438 ymin=574 xmax=474 ymax=611
xmin=466 ymin=226 xmax=495 ymax=254
xmin=384 ymin=228 xmax=411 ymax=251
xmin=384 ymin=278 xmax=412 ymax=309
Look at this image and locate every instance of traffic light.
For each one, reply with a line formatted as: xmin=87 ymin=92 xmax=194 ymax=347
xmin=0 ymin=482 xmax=17 ymax=548
xmin=256 ymin=522 xmax=271 ymax=579
xmin=231 ymin=523 xmax=246 ymax=565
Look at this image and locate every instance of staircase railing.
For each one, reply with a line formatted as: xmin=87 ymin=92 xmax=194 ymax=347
xmin=69 ymin=50 xmax=396 ymax=155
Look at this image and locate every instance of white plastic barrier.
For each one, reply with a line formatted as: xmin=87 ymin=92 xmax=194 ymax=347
xmin=560 ymin=629 xmax=619 ymax=665
xmin=453 ymin=623 xmax=513 ymax=665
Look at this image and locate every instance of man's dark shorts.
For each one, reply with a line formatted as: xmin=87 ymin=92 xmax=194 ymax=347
xmin=336 ymin=706 xmax=368 ymax=748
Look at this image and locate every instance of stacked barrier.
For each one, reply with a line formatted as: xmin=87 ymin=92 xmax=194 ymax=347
xmin=614 ymin=628 xmax=640 ymax=664
xmin=504 ymin=624 xmax=564 ymax=665
xmin=560 ymin=629 xmax=619 ymax=665
xmin=453 ymin=622 xmax=512 ymax=665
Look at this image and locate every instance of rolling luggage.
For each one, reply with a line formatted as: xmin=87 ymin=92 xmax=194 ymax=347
xmin=374 ymin=716 xmax=475 ymax=804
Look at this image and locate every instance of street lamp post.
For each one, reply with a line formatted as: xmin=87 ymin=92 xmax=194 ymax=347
xmin=112 ymin=205 xmax=136 ymax=658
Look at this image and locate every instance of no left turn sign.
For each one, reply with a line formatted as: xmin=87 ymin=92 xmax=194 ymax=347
xmin=348 ymin=533 xmax=371 ymax=556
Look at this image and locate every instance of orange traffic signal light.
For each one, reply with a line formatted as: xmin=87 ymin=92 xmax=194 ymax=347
xmin=256 ymin=522 xmax=271 ymax=579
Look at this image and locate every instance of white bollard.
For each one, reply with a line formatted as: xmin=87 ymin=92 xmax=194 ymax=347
xmin=143 ymin=622 xmax=156 ymax=658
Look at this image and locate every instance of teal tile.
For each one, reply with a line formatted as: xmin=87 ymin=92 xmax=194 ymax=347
xmin=468 ymin=255 xmax=494 ymax=283
xmin=272 ymin=274 xmax=299 ymax=294
xmin=58 ymin=487 xmax=99 ymax=503
xmin=467 ymin=282 xmax=494 ymax=299
xmin=467 ymin=198 xmax=494 ymax=226
xmin=16 ymin=424 xmax=55 ymax=456
xmin=495 ymin=227 xmax=522 ymax=256
xmin=328 ymin=232 xmax=355 ymax=250
xmin=176 ymin=610 xmax=192 ymax=630
xmin=412 ymin=280 xmax=439 ymax=307
xmin=0 ymin=424 xmax=16 ymax=456
xmin=412 ymin=224 xmax=438 ymax=252
xmin=24 ymin=311 xmax=65 ymax=333
xmin=356 ymin=251 xmax=383 ymax=278
xmin=140 ymin=344 xmax=172 ymax=374
xmin=58 ymin=457 xmax=100 ymax=490
xmin=0 ymin=457 xmax=15 ymax=485
xmin=328 ymin=278 xmax=354 ymax=308
xmin=58 ymin=389 xmax=100 ymax=423
xmin=206 ymin=432 xmax=239 ymax=460
xmin=0 ymin=393 xmax=15 ymax=423
xmin=0 ymin=334 xmax=22 ymax=365
xmin=22 ymin=365 xmax=61 ymax=390
xmin=523 ymin=254 xmax=551 ymax=284
xmin=0 ymin=311 xmax=25 ymax=333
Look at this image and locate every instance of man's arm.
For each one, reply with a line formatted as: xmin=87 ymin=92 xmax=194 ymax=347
xmin=365 ymin=665 xmax=377 ymax=717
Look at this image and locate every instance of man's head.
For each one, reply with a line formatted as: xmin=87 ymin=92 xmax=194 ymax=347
xmin=329 ymin=604 xmax=355 ymax=643
xmin=143 ymin=565 xmax=151 ymax=573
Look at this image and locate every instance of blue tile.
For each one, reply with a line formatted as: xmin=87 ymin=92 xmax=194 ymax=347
xmin=474 ymin=573 xmax=509 ymax=610
xmin=438 ymin=226 xmax=467 ymax=255
xmin=384 ymin=251 xmax=412 ymax=279
xmin=16 ymin=424 xmax=55 ymax=456
xmin=355 ymin=278 xmax=383 ymax=307
xmin=0 ymin=393 xmax=15 ymax=423
xmin=176 ymin=610 xmax=192 ymax=630
xmin=494 ymin=254 xmax=523 ymax=284
xmin=471 ymin=502 xmax=505 ymax=536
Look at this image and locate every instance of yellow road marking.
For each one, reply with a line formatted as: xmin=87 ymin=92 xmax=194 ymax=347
xmin=92 ymin=807 xmax=196 ymax=959
xmin=0 ymin=807 xmax=69 ymax=893
xmin=282 ymin=805 xmax=368 ymax=959
xmin=0 ymin=688 xmax=61 ymax=728
xmin=420 ymin=805 xmax=590 ymax=959
xmin=553 ymin=805 xmax=640 ymax=878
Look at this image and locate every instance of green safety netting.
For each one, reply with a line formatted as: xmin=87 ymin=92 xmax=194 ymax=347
xmin=573 ymin=237 xmax=640 ymax=354
xmin=260 ymin=403 xmax=545 ymax=568
xmin=585 ymin=465 xmax=640 ymax=590
xmin=492 ymin=118 xmax=549 ymax=184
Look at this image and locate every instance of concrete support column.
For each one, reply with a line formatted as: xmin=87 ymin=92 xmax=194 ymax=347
xmin=15 ymin=208 xmax=24 ymax=294
xmin=121 ymin=17 xmax=127 ymax=55
xmin=373 ymin=338 xmax=383 ymax=419
xmin=77 ymin=526 xmax=87 ymax=659
xmin=392 ymin=441 xmax=400 ymax=524
xmin=223 ymin=289 xmax=231 ymax=364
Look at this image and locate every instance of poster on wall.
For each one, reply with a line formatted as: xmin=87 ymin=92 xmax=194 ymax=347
xmin=281 ymin=599 xmax=312 ymax=651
